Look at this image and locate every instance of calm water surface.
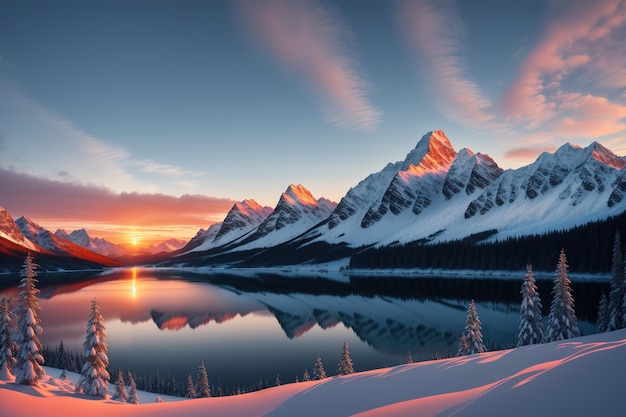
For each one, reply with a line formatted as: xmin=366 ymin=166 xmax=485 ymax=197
xmin=0 ymin=268 xmax=605 ymax=390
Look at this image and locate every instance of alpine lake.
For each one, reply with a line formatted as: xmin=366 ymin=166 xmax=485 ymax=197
xmin=0 ymin=268 xmax=607 ymax=393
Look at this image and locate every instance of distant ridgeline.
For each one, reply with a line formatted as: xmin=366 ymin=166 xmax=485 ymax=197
xmin=349 ymin=210 xmax=626 ymax=273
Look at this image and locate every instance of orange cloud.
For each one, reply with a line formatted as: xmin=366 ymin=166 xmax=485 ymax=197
xmin=0 ymin=168 xmax=234 ymax=242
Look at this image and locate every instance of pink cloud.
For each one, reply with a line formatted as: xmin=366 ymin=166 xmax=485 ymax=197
xmin=555 ymin=92 xmax=626 ymax=137
xmin=504 ymin=146 xmax=557 ymax=161
xmin=238 ymin=0 xmax=381 ymax=130
xmin=397 ymin=0 xmax=495 ymax=128
xmin=503 ymin=0 xmax=626 ymax=129
xmin=0 ymin=168 xmax=234 ymax=242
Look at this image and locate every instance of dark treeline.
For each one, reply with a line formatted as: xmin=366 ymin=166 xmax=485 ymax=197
xmin=350 ymin=211 xmax=626 ymax=273
xmin=42 ymin=342 xmax=272 ymax=398
xmin=42 ymin=342 xmax=85 ymax=375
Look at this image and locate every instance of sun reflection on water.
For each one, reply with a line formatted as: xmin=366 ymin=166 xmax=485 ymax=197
xmin=130 ymin=267 xmax=137 ymax=299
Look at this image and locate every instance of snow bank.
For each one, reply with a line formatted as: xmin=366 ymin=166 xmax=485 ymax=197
xmin=2 ymin=329 xmax=625 ymax=416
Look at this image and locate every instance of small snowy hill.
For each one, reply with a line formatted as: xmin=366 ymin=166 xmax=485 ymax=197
xmin=2 ymin=329 xmax=625 ymax=417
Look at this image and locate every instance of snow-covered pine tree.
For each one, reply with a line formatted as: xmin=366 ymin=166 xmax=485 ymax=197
xmin=13 ymin=253 xmax=45 ymax=385
xmin=111 ymin=370 xmax=129 ymax=402
xmin=337 ymin=340 xmax=355 ymax=375
xmin=75 ymin=297 xmax=110 ymax=398
xmin=456 ymin=333 xmax=469 ymax=357
xmin=597 ymin=292 xmax=610 ymax=333
xmin=313 ymin=355 xmax=327 ymax=380
xmin=185 ymin=374 xmax=196 ymax=398
xmin=0 ymin=297 xmax=16 ymax=381
xmin=607 ymin=231 xmax=624 ymax=331
xmin=196 ymin=360 xmax=210 ymax=398
xmin=302 ymin=369 xmax=311 ymax=381
xmin=127 ymin=372 xmax=139 ymax=404
xmin=275 ymin=374 xmax=281 ymax=386
xmin=545 ymin=249 xmax=581 ymax=342
xmin=516 ymin=264 xmax=545 ymax=346
xmin=460 ymin=300 xmax=487 ymax=355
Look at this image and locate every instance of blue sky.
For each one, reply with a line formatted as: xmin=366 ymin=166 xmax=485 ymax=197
xmin=1 ymin=0 xmax=626 ymax=244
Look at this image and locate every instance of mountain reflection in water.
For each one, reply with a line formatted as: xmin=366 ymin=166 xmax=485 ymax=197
xmin=0 ymin=268 xmax=605 ymax=388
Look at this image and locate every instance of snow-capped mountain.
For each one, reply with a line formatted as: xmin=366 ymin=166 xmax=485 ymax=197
xmin=442 ymin=149 xmax=503 ymax=200
xmin=55 ymin=228 xmax=123 ymax=258
xmin=0 ymin=208 xmax=39 ymax=251
xmin=361 ymin=130 xmax=458 ymax=227
xmin=313 ymin=133 xmax=626 ymax=248
xmin=145 ymin=239 xmax=188 ymax=254
xmin=239 ymin=184 xmax=336 ymax=249
xmin=461 ymin=142 xmax=626 ymax=238
xmin=16 ymin=216 xmax=77 ymax=254
xmin=182 ymin=223 xmax=222 ymax=252
xmin=0 ymin=207 xmax=121 ymax=272
xmin=15 ymin=216 xmax=121 ymax=265
xmin=169 ymin=130 xmax=626 ymax=267
xmin=215 ymin=199 xmax=273 ymax=243
xmin=190 ymin=199 xmax=274 ymax=252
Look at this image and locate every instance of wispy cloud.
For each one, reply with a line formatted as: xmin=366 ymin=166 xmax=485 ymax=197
xmin=397 ymin=0 xmax=496 ymax=129
xmin=0 ymin=79 xmax=205 ymax=194
xmin=237 ymin=0 xmax=381 ymax=130
xmin=503 ymin=0 xmax=626 ymax=138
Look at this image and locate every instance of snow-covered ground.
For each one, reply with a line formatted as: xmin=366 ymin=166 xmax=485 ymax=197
xmin=2 ymin=329 xmax=625 ymax=417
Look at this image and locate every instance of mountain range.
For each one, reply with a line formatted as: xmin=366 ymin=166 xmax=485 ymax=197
xmin=3 ymin=129 xmax=626 ymax=272
xmin=0 ymin=211 xmax=186 ymax=273
xmin=167 ymin=130 xmax=626 ymax=268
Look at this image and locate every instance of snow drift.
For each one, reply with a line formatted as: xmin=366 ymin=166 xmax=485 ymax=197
xmin=1 ymin=329 xmax=625 ymax=417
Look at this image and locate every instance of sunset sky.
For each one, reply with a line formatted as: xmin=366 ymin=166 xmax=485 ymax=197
xmin=1 ymin=0 xmax=626 ymax=245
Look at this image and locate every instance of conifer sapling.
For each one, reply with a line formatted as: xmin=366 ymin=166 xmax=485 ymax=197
xmin=337 ymin=340 xmax=355 ymax=375
xmin=313 ymin=355 xmax=327 ymax=380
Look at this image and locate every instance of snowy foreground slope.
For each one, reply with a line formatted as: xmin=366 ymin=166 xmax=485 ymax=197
xmin=2 ymin=330 xmax=626 ymax=417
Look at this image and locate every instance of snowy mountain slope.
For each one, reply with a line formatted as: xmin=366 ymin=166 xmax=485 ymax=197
xmin=459 ymin=141 xmax=626 ymax=241
xmin=442 ymin=149 xmax=503 ymax=199
xmin=214 ymin=199 xmax=273 ymax=243
xmin=145 ymin=239 xmax=187 ymax=254
xmin=166 ymin=131 xmax=626 ymax=267
xmin=2 ymin=330 xmax=625 ymax=417
xmin=328 ymin=162 xmax=408 ymax=229
xmin=189 ymin=200 xmax=273 ymax=253
xmin=229 ymin=184 xmax=336 ymax=250
xmin=0 ymin=207 xmax=39 ymax=251
xmin=15 ymin=216 xmax=121 ymax=266
xmin=314 ymin=133 xmax=503 ymax=248
xmin=361 ymin=130 xmax=458 ymax=227
xmin=55 ymin=228 xmax=124 ymax=258
xmin=311 ymin=136 xmax=626 ymax=249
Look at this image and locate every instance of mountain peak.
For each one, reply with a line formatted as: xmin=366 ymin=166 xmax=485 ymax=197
xmin=400 ymin=130 xmax=457 ymax=178
xmin=588 ymin=141 xmax=626 ymax=170
xmin=283 ymin=184 xmax=318 ymax=207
